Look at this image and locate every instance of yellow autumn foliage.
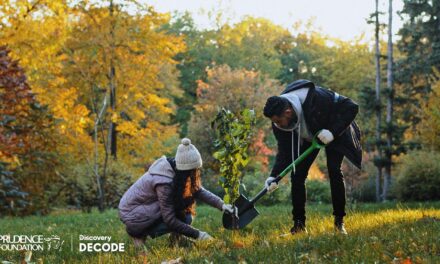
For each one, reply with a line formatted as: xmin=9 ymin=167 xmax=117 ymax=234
xmin=1 ymin=1 xmax=185 ymax=179
xmin=117 ymin=121 xmax=139 ymax=137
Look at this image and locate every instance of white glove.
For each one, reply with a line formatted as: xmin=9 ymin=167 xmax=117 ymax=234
xmin=265 ymin=177 xmax=278 ymax=193
xmin=222 ymin=203 xmax=238 ymax=218
xmin=317 ymin=129 xmax=334 ymax=144
xmin=222 ymin=204 xmax=236 ymax=213
xmin=197 ymin=231 xmax=213 ymax=241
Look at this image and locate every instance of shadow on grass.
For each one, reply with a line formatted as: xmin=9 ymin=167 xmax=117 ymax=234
xmin=1 ymin=204 xmax=439 ymax=263
xmin=186 ymin=209 xmax=440 ymax=263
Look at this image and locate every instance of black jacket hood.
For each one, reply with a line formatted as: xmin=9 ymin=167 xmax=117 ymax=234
xmin=282 ymin=79 xmax=315 ymax=94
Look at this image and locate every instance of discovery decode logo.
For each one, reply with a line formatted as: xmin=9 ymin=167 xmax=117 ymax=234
xmin=78 ymin=235 xmax=125 ymax=252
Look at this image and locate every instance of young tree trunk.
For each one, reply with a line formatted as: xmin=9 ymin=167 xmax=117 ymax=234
xmin=97 ymin=94 xmax=109 ymax=212
xmin=108 ymin=0 xmax=117 ymax=160
xmin=383 ymin=0 xmax=394 ymax=201
xmin=99 ymin=0 xmax=117 ymax=212
xmin=109 ymin=65 xmax=116 ymax=160
xmin=94 ymin=116 xmax=100 ymax=206
xmin=374 ymin=0 xmax=383 ymax=202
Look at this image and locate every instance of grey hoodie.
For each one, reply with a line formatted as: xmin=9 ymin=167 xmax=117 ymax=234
xmin=273 ymin=88 xmax=313 ymax=173
xmin=118 ymin=156 xmax=224 ymax=238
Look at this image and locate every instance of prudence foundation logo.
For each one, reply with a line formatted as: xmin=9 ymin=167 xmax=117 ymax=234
xmin=0 ymin=234 xmax=64 ymax=251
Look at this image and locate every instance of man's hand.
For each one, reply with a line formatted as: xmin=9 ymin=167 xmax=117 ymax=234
xmin=197 ymin=231 xmax=213 ymax=241
xmin=265 ymin=176 xmax=278 ymax=193
xmin=317 ymin=129 xmax=334 ymax=144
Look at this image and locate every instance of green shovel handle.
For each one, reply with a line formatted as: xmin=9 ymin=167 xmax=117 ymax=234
xmin=249 ymin=130 xmax=325 ymax=204
xmin=275 ymin=129 xmax=326 ymax=179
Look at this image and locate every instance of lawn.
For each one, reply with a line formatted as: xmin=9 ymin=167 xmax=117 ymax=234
xmin=0 ymin=202 xmax=439 ymax=263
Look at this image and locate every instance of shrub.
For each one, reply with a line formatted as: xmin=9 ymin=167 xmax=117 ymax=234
xmin=241 ymin=171 xmax=332 ymax=205
xmin=352 ymin=176 xmax=377 ymax=202
xmin=0 ymin=162 xmax=29 ymax=216
xmin=241 ymin=169 xmax=290 ymax=206
xmin=306 ymin=179 xmax=331 ymax=203
xmin=394 ymin=150 xmax=440 ymax=201
xmin=57 ymin=161 xmax=134 ymax=212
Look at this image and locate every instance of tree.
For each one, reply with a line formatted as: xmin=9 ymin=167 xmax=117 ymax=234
xmin=1 ymin=1 xmax=186 ymax=211
xmin=373 ymin=0 xmax=384 ymax=202
xmin=278 ymin=25 xmax=374 ymax=100
xmin=382 ymin=0 xmax=394 ymax=201
xmin=0 ymin=46 xmax=57 ymax=214
xmin=166 ymin=15 xmax=289 ymax=136
xmin=396 ymin=0 xmax=440 ymax=133
xmin=164 ymin=12 xmax=219 ymax=136
xmin=215 ymin=17 xmax=290 ymax=79
xmin=419 ymin=74 xmax=440 ymax=151
xmin=212 ymin=108 xmax=255 ymax=204
xmin=0 ymin=0 xmax=93 ymax=210
xmin=61 ymin=2 xmax=185 ymax=211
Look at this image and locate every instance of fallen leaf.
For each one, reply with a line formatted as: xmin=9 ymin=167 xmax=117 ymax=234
xmin=233 ymin=241 xmax=245 ymax=248
xmin=402 ymin=257 xmax=412 ymax=264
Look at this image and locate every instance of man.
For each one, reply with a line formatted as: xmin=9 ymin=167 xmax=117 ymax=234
xmin=263 ymin=79 xmax=361 ymax=235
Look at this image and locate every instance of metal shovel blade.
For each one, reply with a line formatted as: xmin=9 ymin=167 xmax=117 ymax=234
xmin=222 ymin=194 xmax=260 ymax=230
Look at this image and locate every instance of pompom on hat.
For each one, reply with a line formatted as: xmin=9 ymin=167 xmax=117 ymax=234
xmin=175 ymin=138 xmax=203 ymax=170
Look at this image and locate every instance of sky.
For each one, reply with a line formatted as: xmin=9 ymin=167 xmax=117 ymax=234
xmin=142 ymin=0 xmax=405 ymax=42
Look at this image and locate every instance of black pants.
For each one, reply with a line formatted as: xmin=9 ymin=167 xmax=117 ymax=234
xmin=126 ymin=214 xmax=192 ymax=239
xmin=290 ymin=141 xmax=346 ymax=222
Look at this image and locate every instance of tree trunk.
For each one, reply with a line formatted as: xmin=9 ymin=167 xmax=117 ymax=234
xmin=374 ymin=0 xmax=383 ymax=202
xmin=99 ymin=0 xmax=117 ymax=212
xmin=96 ymin=95 xmax=108 ymax=213
xmin=383 ymin=0 xmax=394 ymax=201
xmin=108 ymin=0 xmax=117 ymax=160
xmin=94 ymin=117 xmax=101 ymax=210
xmin=109 ymin=63 xmax=116 ymax=160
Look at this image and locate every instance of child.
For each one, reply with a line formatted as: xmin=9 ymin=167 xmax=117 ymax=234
xmin=118 ymin=138 xmax=235 ymax=247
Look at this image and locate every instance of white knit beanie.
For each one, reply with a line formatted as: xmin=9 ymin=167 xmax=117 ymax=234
xmin=175 ymin=138 xmax=203 ymax=170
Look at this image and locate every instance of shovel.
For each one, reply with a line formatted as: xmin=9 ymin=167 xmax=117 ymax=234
xmin=222 ymin=131 xmax=326 ymax=230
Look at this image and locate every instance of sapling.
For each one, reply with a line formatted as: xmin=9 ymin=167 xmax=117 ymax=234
xmin=212 ymin=107 xmax=255 ymax=229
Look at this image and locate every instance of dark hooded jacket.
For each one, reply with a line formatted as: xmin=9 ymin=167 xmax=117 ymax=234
xmin=270 ymin=79 xmax=362 ymax=178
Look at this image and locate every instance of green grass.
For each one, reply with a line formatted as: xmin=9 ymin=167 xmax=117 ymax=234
xmin=1 ymin=202 xmax=439 ymax=263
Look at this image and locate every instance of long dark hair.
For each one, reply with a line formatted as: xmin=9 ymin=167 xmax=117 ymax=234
xmin=167 ymin=157 xmax=201 ymax=221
